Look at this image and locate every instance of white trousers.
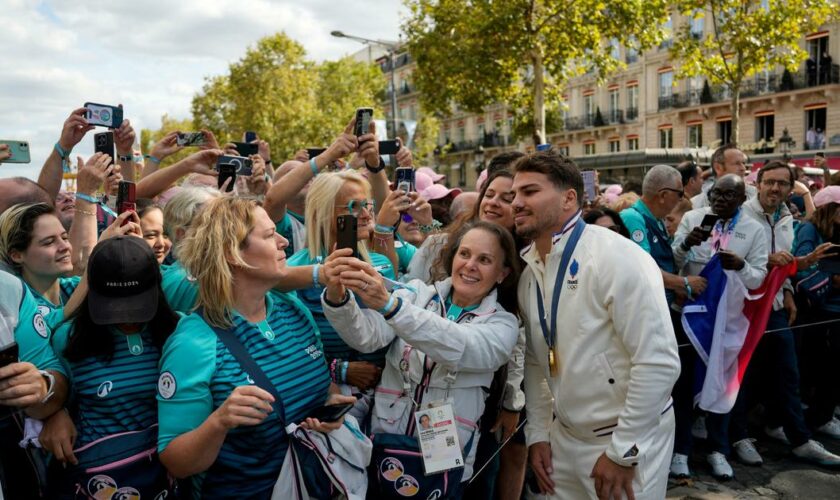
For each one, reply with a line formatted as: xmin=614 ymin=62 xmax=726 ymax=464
xmin=526 ymin=409 xmax=675 ymax=500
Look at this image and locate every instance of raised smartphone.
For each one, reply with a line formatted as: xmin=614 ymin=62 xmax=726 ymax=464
xmin=84 ymin=102 xmax=123 ymax=128
xmin=0 ymin=141 xmax=31 ymax=163
xmin=336 ymin=214 xmax=359 ymax=259
xmin=354 ymin=107 xmax=374 ymax=137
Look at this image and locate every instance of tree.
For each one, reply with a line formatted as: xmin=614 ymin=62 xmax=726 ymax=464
xmin=671 ymin=0 xmax=840 ymax=145
xmin=189 ymin=33 xmax=385 ymax=161
xmin=403 ymin=0 xmax=669 ymax=145
xmin=140 ymin=114 xmax=194 ymax=168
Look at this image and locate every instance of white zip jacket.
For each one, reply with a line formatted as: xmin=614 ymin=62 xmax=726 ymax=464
xmin=519 ymin=221 xmax=680 ymax=468
xmin=672 ymin=206 xmax=769 ymax=290
xmin=741 ymin=196 xmax=795 ymax=310
xmin=321 ymin=278 xmax=519 ymax=479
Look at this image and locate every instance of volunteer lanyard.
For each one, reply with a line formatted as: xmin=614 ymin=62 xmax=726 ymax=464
xmin=444 ymin=295 xmax=479 ymax=322
xmin=710 ymin=208 xmax=741 ymax=252
xmin=535 ymin=215 xmax=586 ymax=371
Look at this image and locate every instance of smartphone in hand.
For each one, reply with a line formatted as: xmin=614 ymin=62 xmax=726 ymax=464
xmin=116 ymin=181 xmax=137 ymax=219
xmin=94 ymin=131 xmax=115 ymax=161
xmin=84 ymin=102 xmax=123 ymax=129
xmin=581 ymin=170 xmax=597 ymax=201
xmin=354 ymin=108 xmax=374 ymax=137
xmin=307 ymin=402 xmax=354 ymax=423
xmin=336 ymin=215 xmax=359 ymax=259
xmin=216 ymin=155 xmax=253 ymax=177
xmin=244 ymin=131 xmax=258 ymax=143
xmin=379 ymin=140 xmax=400 ymax=155
xmin=218 ymin=164 xmax=236 ymax=192
xmin=0 ymin=141 xmax=31 ymax=163
xmin=176 ymin=132 xmax=206 ymax=147
xmin=394 ymin=167 xmax=415 ymax=193
xmin=233 ymin=142 xmax=259 ymax=157
xmin=699 ymin=213 xmax=722 ymax=237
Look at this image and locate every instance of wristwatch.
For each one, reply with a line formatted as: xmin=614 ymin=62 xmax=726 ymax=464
xmin=365 ymin=156 xmax=386 ymax=174
xmin=38 ymin=370 xmax=56 ymax=404
xmin=118 ymin=154 xmax=133 ymax=162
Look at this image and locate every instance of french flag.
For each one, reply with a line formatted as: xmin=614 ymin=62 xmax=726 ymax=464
xmin=681 ymin=255 xmax=797 ymax=414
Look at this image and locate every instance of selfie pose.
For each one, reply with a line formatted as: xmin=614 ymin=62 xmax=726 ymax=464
xmin=322 ymin=220 xmax=520 ymax=498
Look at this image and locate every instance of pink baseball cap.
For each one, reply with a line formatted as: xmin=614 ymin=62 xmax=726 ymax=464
xmin=417 ymin=166 xmax=445 ymax=183
xmin=421 ymin=183 xmax=462 ymax=201
xmin=475 ymin=169 xmax=488 ymax=191
xmin=814 ymin=186 xmax=840 ymax=207
xmin=414 ymin=171 xmax=434 ymax=193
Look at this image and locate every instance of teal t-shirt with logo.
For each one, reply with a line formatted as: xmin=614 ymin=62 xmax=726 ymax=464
xmin=15 ymin=283 xmax=62 ymax=373
xmin=52 ymin=323 xmax=161 ymax=447
xmin=156 ymin=292 xmax=330 ymax=499
xmin=26 ymin=275 xmax=80 ymax=329
xmin=161 ymin=262 xmax=198 ymax=314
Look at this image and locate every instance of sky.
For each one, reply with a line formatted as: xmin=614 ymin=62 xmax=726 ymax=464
xmin=0 ymin=0 xmax=405 ymax=180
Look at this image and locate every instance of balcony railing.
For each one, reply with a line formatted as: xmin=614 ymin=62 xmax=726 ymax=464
xmin=626 ymin=107 xmax=639 ymax=121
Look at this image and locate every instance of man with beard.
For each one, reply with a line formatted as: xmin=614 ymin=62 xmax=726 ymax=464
xmin=512 ymin=152 xmax=679 ymax=499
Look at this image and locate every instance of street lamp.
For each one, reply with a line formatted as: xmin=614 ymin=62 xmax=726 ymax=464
xmin=779 ymin=128 xmax=796 ymax=160
xmin=331 ymin=30 xmax=399 ymax=140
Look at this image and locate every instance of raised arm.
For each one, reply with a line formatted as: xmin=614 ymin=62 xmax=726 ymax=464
xmin=39 ymin=108 xmax=94 ymax=200
xmin=136 ymin=149 xmax=222 ymax=199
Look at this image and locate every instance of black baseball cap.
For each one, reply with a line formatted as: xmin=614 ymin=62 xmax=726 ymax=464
xmin=87 ymin=236 xmax=161 ymax=325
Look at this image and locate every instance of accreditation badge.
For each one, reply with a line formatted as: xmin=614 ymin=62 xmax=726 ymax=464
xmin=414 ymin=403 xmax=464 ymax=475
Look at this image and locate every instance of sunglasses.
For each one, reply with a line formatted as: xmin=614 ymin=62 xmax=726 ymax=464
xmin=659 ymin=188 xmax=685 ymax=198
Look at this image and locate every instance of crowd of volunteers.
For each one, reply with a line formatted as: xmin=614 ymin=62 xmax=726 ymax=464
xmin=2 ymin=106 xmax=840 ymax=500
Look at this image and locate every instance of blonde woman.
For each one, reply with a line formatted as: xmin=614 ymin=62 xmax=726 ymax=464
xmin=288 ymin=170 xmax=395 ymax=395
xmin=157 ymin=196 xmax=352 ymax=498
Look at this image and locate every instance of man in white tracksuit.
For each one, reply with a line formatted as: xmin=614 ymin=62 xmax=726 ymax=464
xmin=512 ymin=152 xmax=680 ymax=499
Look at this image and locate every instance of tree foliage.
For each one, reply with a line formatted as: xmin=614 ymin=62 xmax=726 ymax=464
xmin=671 ymin=0 xmax=840 ymax=145
xmin=188 ymin=33 xmax=385 ymax=161
xmin=403 ymin=0 xmax=670 ymax=144
xmin=140 ymin=114 xmax=194 ymax=168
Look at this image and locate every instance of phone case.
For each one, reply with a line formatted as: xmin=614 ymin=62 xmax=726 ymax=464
xmin=379 ymin=140 xmax=400 ymax=155
xmin=395 ymin=168 xmax=415 ymax=192
xmin=233 ymin=142 xmax=259 ymax=157
xmin=354 ymin=108 xmax=374 ymax=136
xmin=94 ymin=132 xmax=115 ymax=159
xmin=1 ymin=141 xmax=31 ymax=163
xmin=218 ymin=165 xmax=236 ymax=192
xmin=84 ymin=102 xmax=123 ymax=128
xmin=336 ymin=215 xmax=359 ymax=258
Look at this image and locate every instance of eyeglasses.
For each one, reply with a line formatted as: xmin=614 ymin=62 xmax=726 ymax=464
xmin=335 ymin=199 xmax=375 ymax=216
xmin=709 ymin=189 xmax=740 ymax=201
xmin=659 ymin=187 xmax=685 ymax=198
xmin=760 ymin=179 xmax=792 ymax=189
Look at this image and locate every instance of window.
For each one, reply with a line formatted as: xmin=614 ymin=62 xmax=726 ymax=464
xmin=558 ymin=145 xmax=570 ymax=156
xmin=627 ymin=85 xmax=639 ymax=120
xmin=609 ymin=38 xmax=620 ymax=60
xmin=755 ymin=115 xmax=774 ymax=142
xmin=660 ymin=17 xmax=673 ymax=49
xmin=659 ymin=128 xmax=673 ymax=148
xmin=627 ymin=137 xmax=639 ymax=151
xmin=687 ymin=124 xmax=702 ymax=147
xmin=690 ymin=12 xmax=704 ymax=39
xmin=609 ymin=89 xmax=620 ymax=122
xmin=477 ymin=123 xmax=486 ymax=143
xmin=805 ymin=107 xmax=827 ymax=149
xmin=688 ymin=76 xmax=703 ymax=105
xmin=459 ymin=163 xmax=467 ymax=187
xmin=609 ymin=139 xmax=620 ymax=153
xmin=718 ymin=120 xmax=732 ymax=143
xmin=626 ymin=36 xmax=639 ymax=63
xmin=659 ymin=72 xmax=674 ymax=98
xmin=457 ymin=127 xmax=465 ymax=144
xmin=584 ymin=142 xmax=596 ymax=155
xmin=584 ymin=94 xmax=595 ymax=124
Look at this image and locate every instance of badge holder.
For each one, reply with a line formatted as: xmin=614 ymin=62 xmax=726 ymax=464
xmin=414 ymin=371 xmax=464 ymax=475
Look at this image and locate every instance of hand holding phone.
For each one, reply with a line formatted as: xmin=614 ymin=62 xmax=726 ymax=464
xmin=581 ymin=170 xmax=597 ymax=201
xmin=307 ymin=402 xmax=354 ymax=423
xmin=94 ymin=131 xmax=115 ymax=161
xmin=176 ymin=132 xmax=206 ymax=147
xmin=244 ymin=131 xmax=258 ymax=143
xmin=394 ymin=167 xmax=415 ymax=193
xmin=379 ymin=140 xmax=400 ymax=155
xmin=84 ymin=102 xmax=124 ymax=129
xmin=116 ymin=181 xmax=137 ymax=222
xmin=233 ymin=142 xmax=259 ymax=157
xmin=354 ymin=107 xmax=374 ymax=138
xmin=0 ymin=141 xmax=30 ymax=164
xmin=336 ymin=215 xmax=359 ymax=259
xmin=216 ymin=155 xmax=253 ymax=177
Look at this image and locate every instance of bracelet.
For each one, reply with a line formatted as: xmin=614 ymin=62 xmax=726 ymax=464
xmin=684 ymin=277 xmax=693 ymax=300
xmin=54 ymin=142 xmax=69 ymax=159
xmin=340 ymin=361 xmax=349 ymax=384
xmin=329 ymin=359 xmax=339 ymax=383
xmin=419 ymin=220 xmax=443 ymax=233
xmin=309 ymin=158 xmax=319 ymax=176
xmin=378 ymin=294 xmax=396 ymax=314
xmin=383 ymin=297 xmax=403 ymax=320
xmin=365 ymin=157 xmax=386 ymax=174
xmin=75 ymin=192 xmax=100 ymax=204
xmin=118 ymin=154 xmax=133 ymax=162
xmin=74 ymin=208 xmax=97 ymax=216
xmin=144 ymin=154 xmax=161 ymax=164
xmin=374 ymin=224 xmax=395 ymax=234
xmin=312 ymin=264 xmax=321 ymax=288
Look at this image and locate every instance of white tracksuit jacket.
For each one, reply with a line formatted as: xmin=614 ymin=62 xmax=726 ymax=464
xmin=322 ymin=278 xmax=519 ymax=479
xmin=741 ymin=197 xmax=795 ymax=310
xmin=672 ymin=206 xmax=769 ymax=290
xmin=519 ymin=222 xmax=680 ymax=468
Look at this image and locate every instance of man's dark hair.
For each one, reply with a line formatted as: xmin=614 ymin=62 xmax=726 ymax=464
xmin=487 ymin=151 xmax=525 ymax=175
xmin=0 ymin=178 xmax=52 ymax=214
xmin=513 ymin=151 xmax=584 ymax=206
xmin=676 ymin=161 xmax=700 ymax=187
xmin=712 ymin=143 xmax=740 ymax=168
xmin=621 ymin=180 xmax=642 ymax=196
xmin=757 ymin=160 xmax=795 ymax=186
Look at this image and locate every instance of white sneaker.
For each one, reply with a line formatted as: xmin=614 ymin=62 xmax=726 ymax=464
xmin=692 ymin=416 xmax=708 ymax=440
xmin=706 ymin=452 xmax=734 ymax=480
xmin=733 ymin=438 xmax=763 ymax=465
xmin=764 ymin=426 xmax=790 ymax=444
xmin=817 ymin=417 xmax=840 ymax=439
xmin=669 ymin=453 xmax=691 ymax=478
xmin=792 ymin=440 xmax=840 ymax=467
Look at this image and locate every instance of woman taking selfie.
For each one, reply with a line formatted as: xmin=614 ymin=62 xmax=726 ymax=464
xmin=322 ymin=220 xmax=521 ymax=498
xmin=157 ymin=196 xmax=351 ymax=498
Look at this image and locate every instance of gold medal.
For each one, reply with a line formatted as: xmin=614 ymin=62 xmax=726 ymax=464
xmin=548 ymin=348 xmax=558 ymax=377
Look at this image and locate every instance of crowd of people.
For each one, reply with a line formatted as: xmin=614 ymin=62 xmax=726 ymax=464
xmin=0 ymin=106 xmax=839 ymax=500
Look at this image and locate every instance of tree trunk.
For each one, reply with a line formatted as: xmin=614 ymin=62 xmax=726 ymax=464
xmin=533 ymin=50 xmax=546 ymax=146
xmin=730 ymin=89 xmax=740 ymax=145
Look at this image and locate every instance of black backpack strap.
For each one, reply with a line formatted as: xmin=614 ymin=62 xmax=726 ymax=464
xmin=198 ymin=309 xmax=286 ymax=423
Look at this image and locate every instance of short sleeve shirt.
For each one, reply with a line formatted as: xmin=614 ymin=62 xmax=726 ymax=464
xmin=156 ymin=292 xmax=330 ymax=499
xmin=15 ymin=284 xmax=62 ymax=373
xmin=161 ymin=263 xmax=198 ymax=314
xmin=26 ymin=275 xmax=81 ymax=329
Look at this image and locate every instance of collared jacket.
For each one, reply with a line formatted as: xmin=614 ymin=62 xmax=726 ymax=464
xmin=322 ymin=278 xmax=519 ymax=480
xmin=741 ymin=196 xmax=795 ymax=310
xmin=672 ymin=206 xmax=769 ymax=290
xmin=519 ymin=222 xmax=680 ymax=468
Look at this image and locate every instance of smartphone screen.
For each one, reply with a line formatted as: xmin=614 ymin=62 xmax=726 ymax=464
xmin=116 ymin=181 xmax=136 ymax=216
xmin=379 ymin=140 xmax=400 ymax=155
xmin=84 ymin=102 xmax=123 ymax=128
xmin=233 ymin=142 xmax=259 ymax=157
xmin=218 ymin=164 xmax=236 ymax=192
xmin=94 ymin=131 xmax=115 ymax=161
xmin=217 ymin=155 xmax=253 ymax=177
xmin=336 ymin=215 xmax=359 ymax=259
xmin=354 ymin=108 xmax=374 ymax=137
xmin=307 ymin=403 xmax=354 ymax=423
xmin=395 ymin=168 xmax=415 ymax=193
xmin=244 ymin=131 xmax=257 ymax=143
xmin=581 ymin=170 xmax=597 ymax=200
xmin=176 ymin=132 xmax=205 ymax=147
